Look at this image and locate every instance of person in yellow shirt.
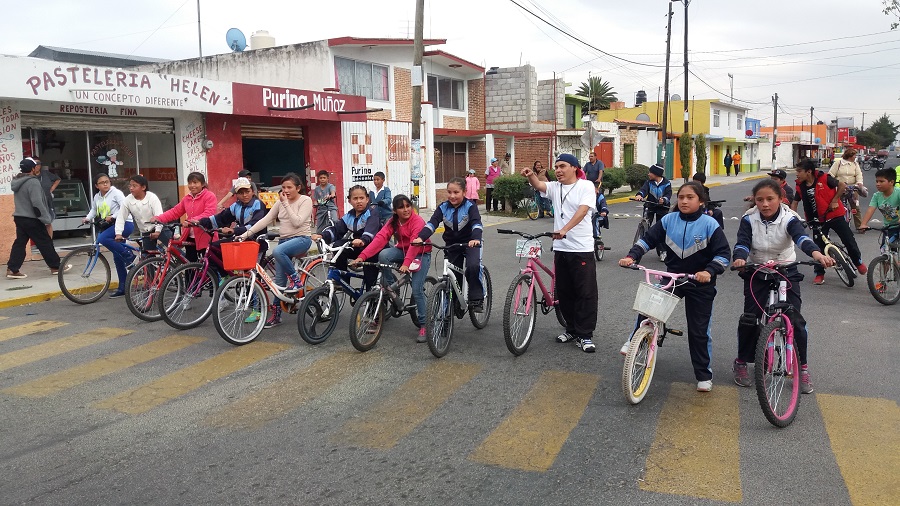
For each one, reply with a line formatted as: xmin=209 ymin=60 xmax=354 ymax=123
xmin=732 ymin=150 xmax=742 ymax=174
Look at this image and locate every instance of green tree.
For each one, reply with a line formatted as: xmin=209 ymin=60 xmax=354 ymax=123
xmin=856 ymin=130 xmax=879 ymax=148
xmin=869 ymin=114 xmax=900 ymax=148
xmin=884 ymin=0 xmax=899 ymax=29
xmin=694 ymin=133 xmax=708 ymax=173
xmin=577 ymin=76 xmax=618 ymax=114
xmin=678 ymin=132 xmax=693 ymax=180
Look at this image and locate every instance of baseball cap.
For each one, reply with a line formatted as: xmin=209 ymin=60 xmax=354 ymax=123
xmin=768 ymin=169 xmax=788 ymax=179
xmin=233 ymin=177 xmax=253 ymax=190
xmin=19 ymin=158 xmax=37 ymax=172
xmin=467 ymin=169 xmax=476 ymax=174
xmin=490 ymin=157 xmax=498 ymax=163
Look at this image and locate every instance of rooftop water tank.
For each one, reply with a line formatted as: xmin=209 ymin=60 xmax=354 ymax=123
xmin=250 ymin=30 xmax=276 ymax=50
xmin=635 ymin=90 xmax=647 ymax=106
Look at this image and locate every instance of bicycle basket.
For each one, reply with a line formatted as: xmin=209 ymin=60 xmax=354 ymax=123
xmin=221 ymin=241 xmax=260 ymax=271
xmin=633 ymin=282 xmax=680 ymax=322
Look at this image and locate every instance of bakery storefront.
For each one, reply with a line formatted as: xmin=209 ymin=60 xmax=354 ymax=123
xmin=203 ymin=83 xmax=367 ymax=214
xmin=0 ymin=55 xmax=232 ymax=263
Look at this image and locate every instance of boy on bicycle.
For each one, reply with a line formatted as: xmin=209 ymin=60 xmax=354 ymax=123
xmin=195 ymin=177 xmax=268 ymax=277
xmin=593 ymin=191 xmax=609 ymax=243
xmin=314 ymin=170 xmax=338 ymax=233
xmin=521 ymin=153 xmax=598 ymax=353
xmin=633 ymin=164 xmax=671 ymax=226
xmin=860 ymin=167 xmax=900 ymax=244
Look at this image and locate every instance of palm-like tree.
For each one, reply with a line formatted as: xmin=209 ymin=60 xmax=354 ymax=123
xmin=577 ymin=76 xmax=617 ymax=114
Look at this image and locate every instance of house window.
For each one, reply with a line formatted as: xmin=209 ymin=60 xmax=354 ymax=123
xmin=727 ymin=111 xmax=732 ymax=128
xmin=713 ymin=109 xmax=720 ymax=127
xmin=335 ymin=57 xmax=389 ymax=101
xmin=427 ymin=75 xmax=464 ymax=110
xmin=433 ymin=142 xmax=468 ymax=182
xmin=737 ymin=114 xmax=743 ymax=130
xmin=565 ymin=103 xmax=576 ymax=129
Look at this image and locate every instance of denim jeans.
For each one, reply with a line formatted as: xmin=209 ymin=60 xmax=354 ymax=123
xmin=273 ymin=235 xmax=312 ymax=287
xmin=378 ymin=247 xmax=432 ymax=327
xmin=99 ymin=221 xmax=134 ymax=288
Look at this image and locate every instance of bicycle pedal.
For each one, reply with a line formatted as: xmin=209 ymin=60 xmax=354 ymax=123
xmin=667 ymin=328 xmax=684 ymax=336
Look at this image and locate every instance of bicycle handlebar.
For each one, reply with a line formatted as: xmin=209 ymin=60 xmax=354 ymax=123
xmin=729 ymin=260 xmax=819 ymax=272
xmin=629 ymin=197 xmax=669 ymax=208
xmin=497 ymin=229 xmax=554 ymax=240
xmin=430 ymin=242 xmax=472 ymax=250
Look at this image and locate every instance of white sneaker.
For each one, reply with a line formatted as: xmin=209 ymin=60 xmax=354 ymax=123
xmin=619 ymin=340 xmax=631 ymax=356
xmin=555 ymin=332 xmax=576 ymax=343
xmin=696 ymin=380 xmax=713 ymax=392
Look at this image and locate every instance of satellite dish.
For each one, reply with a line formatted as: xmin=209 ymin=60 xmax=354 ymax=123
xmin=636 ymin=113 xmax=651 ymax=121
xmin=226 ymin=28 xmax=247 ymax=52
xmin=671 ymin=94 xmax=682 ymax=101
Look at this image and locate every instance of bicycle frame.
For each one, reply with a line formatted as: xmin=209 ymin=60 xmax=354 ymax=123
xmin=518 ymin=256 xmax=557 ymax=316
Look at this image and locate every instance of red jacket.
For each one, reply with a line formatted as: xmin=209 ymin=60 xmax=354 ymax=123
xmin=154 ymin=188 xmax=218 ymax=250
xmin=358 ymin=213 xmax=432 ymax=268
xmin=797 ymin=170 xmax=845 ymax=222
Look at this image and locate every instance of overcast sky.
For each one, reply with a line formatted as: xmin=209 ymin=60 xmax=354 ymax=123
xmin=5 ymin=0 xmax=900 ymax=129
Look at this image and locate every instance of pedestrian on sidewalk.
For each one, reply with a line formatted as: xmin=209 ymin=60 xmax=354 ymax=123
xmin=732 ymin=150 xmax=742 ymax=174
xmin=724 ymin=151 xmax=733 ymax=176
xmin=485 ymin=157 xmax=504 ymax=212
xmin=465 ymin=169 xmax=480 ymax=206
xmin=7 ymin=158 xmax=66 ymax=279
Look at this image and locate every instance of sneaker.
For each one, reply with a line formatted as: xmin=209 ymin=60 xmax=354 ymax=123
xmin=244 ymin=310 xmax=261 ymax=324
xmin=284 ymin=275 xmax=303 ymax=294
xmin=857 ymin=263 xmax=867 ymax=275
xmin=576 ymin=338 xmax=596 ymax=353
xmin=619 ymin=340 xmax=631 ymax=356
xmin=50 ymin=264 xmax=72 ymax=275
xmin=6 ymin=270 xmax=27 ymax=279
xmin=556 ymin=332 xmax=576 ymax=343
xmin=696 ymin=380 xmax=713 ymax=392
xmin=733 ymin=360 xmax=752 ymax=387
xmin=417 ymin=326 xmax=427 ymax=343
xmin=800 ymin=369 xmax=814 ymax=394
xmin=108 ymin=289 xmax=126 ymax=299
xmin=813 ymin=274 xmax=825 ymax=285
xmin=469 ymin=299 xmax=485 ymax=313
xmin=264 ymin=313 xmax=282 ymax=329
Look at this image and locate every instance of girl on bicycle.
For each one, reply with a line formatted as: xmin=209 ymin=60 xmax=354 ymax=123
xmin=240 ymin=172 xmax=313 ymax=328
xmin=312 ymin=185 xmax=381 ymax=291
xmin=732 ymin=179 xmax=834 ymax=393
xmin=412 ymin=176 xmax=485 ymax=312
xmin=81 ymin=173 xmax=130 ymax=298
xmin=619 ymin=181 xmax=730 ymax=392
xmin=351 ymin=194 xmax=433 ymax=342
xmin=195 ymin=177 xmax=268 ymax=277
xmin=152 ymin=171 xmax=217 ymax=262
xmin=113 ymin=175 xmax=163 ymax=298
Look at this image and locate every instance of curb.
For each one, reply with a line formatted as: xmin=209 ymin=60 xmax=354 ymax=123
xmin=0 ymin=291 xmax=62 ymax=309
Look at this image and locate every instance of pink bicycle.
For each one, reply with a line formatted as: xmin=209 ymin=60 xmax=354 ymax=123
xmin=497 ymin=229 xmax=567 ymax=356
xmin=621 ymin=264 xmax=692 ymax=404
xmin=732 ymin=260 xmax=818 ymax=427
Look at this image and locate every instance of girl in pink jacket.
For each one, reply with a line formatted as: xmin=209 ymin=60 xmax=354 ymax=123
xmin=465 ymin=169 xmax=481 ymax=204
xmin=153 ymin=171 xmax=218 ymax=261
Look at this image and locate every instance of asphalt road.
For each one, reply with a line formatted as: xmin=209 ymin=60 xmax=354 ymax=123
xmin=0 ymin=173 xmax=897 ymax=505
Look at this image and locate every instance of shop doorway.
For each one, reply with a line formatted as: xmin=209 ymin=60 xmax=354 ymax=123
xmin=241 ymin=138 xmax=305 ymax=188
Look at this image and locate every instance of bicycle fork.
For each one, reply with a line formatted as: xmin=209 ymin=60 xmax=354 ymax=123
xmin=767 ymin=280 xmax=796 ymax=376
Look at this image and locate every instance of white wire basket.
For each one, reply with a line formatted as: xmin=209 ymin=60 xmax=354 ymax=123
xmin=633 ymin=282 xmax=681 ymax=322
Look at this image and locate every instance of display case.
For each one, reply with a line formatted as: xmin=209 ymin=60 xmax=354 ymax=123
xmin=52 ymin=179 xmax=90 ymax=232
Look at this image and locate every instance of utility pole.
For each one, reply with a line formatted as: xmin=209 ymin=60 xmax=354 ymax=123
xmin=683 ymin=0 xmax=689 ymax=136
xmin=861 ymin=111 xmax=866 ymax=130
xmin=772 ymin=93 xmax=778 ymax=169
xmin=196 ymin=0 xmax=203 ymax=77
xmin=661 ymin=1 xmax=673 ymax=166
xmin=810 ymin=106 xmax=814 ymax=145
xmin=728 ymin=73 xmax=733 ymax=103
xmin=411 ymin=0 xmax=424 ymax=210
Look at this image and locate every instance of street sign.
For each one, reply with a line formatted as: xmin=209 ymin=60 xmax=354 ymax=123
xmin=775 ymin=141 xmax=781 ymax=147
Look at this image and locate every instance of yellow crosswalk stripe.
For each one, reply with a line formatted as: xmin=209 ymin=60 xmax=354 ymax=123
xmin=0 ymin=327 xmax=132 ymax=372
xmin=4 ymin=335 xmax=206 ymax=398
xmin=469 ymin=370 xmax=598 ymax=472
xmin=0 ymin=316 xmax=8 ymax=320
xmin=332 ymin=360 xmax=482 ymax=449
xmin=0 ymin=321 xmax=68 ymax=342
xmin=93 ymin=342 xmax=288 ymax=414
xmin=640 ymin=383 xmax=742 ymax=503
xmin=818 ymin=394 xmax=900 ymax=506
xmin=206 ymin=351 xmax=385 ymax=430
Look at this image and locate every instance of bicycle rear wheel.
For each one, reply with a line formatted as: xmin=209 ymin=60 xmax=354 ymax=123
xmin=622 ymin=325 xmax=657 ymax=405
xmin=426 ymin=281 xmax=455 ymax=358
xmin=407 ymin=276 xmax=439 ymax=328
xmin=213 ymin=275 xmax=266 ymax=345
xmin=526 ymin=197 xmax=539 ymax=220
xmin=349 ymin=290 xmax=386 ymax=352
xmin=297 ymin=285 xmax=341 ymax=344
xmin=632 ymin=222 xmax=647 ymax=246
xmin=867 ymin=254 xmax=900 ymax=305
xmin=125 ymin=257 xmax=167 ymax=321
xmin=469 ymin=266 xmax=493 ymax=329
xmin=828 ymin=246 xmax=855 ymax=287
xmin=58 ymin=246 xmax=110 ymax=304
xmin=503 ymin=274 xmax=537 ymax=356
xmin=755 ymin=316 xmax=801 ymax=427
xmin=159 ymin=262 xmax=219 ymax=330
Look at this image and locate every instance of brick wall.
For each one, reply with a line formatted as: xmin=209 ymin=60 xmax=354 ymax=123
xmin=367 ymin=110 xmax=393 ymax=121
xmin=394 ymin=67 xmax=412 ymax=122
xmin=468 ymin=78 xmax=484 ymax=130
xmin=485 ymin=65 xmax=536 ymax=132
xmin=514 ymin=138 xmax=552 ymax=172
xmin=443 ymin=116 xmax=467 ymax=129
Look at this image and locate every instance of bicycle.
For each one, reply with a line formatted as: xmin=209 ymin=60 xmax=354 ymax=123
xmin=705 ymin=199 xmax=727 ymax=230
xmin=841 ymin=185 xmax=860 ymax=224
xmin=347 ymin=258 xmax=438 ymax=352
xmin=212 ymin=237 xmax=326 ymax=345
xmin=629 ymin=198 xmax=670 ymax=262
xmin=424 ymin=242 xmax=493 ymax=358
xmin=497 ymin=230 xmax=567 ymax=356
xmin=296 ymin=235 xmax=366 ymax=345
xmin=57 ymin=220 xmax=146 ymax=304
xmin=591 ymin=212 xmax=611 ymax=261
xmin=860 ymin=222 xmax=900 ymax=305
xmin=620 ymin=264 xmax=690 ymax=404
xmin=123 ymin=223 xmax=191 ymax=322
xmin=731 ymin=260 xmax=819 ymax=427
xmin=805 ymin=219 xmax=856 ymax=287
xmin=156 ymin=225 xmax=227 ymax=330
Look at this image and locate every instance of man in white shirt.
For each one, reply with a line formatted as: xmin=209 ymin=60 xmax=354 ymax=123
xmin=521 ymin=153 xmax=598 ymax=353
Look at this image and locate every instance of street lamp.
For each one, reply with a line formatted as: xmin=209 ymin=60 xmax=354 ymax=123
xmin=728 ymin=73 xmax=733 ymax=103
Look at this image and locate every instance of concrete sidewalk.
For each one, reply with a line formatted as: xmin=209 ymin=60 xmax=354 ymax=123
xmin=1 ymin=172 xmax=762 ymax=308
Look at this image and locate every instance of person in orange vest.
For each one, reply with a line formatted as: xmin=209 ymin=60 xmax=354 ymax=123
xmin=732 ymin=150 xmax=742 ymax=174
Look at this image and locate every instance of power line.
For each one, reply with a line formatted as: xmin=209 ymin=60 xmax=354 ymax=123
xmin=127 ymin=0 xmax=191 ymax=58
xmin=687 ymin=69 xmax=769 ymax=105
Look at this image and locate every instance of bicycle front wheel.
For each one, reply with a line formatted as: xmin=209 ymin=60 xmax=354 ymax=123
xmin=469 ymin=266 xmax=493 ymax=329
xmin=125 ymin=257 xmax=167 ymax=321
xmin=58 ymin=246 xmax=110 ymax=304
xmin=526 ymin=197 xmax=539 ymax=220
xmin=867 ymin=254 xmax=900 ymax=305
xmin=503 ymin=274 xmax=537 ymax=356
xmin=827 ymin=246 xmax=855 ymax=287
xmin=632 ymin=222 xmax=647 ymax=246
xmin=213 ymin=275 xmax=266 ymax=345
xmin=349 ymin=290 xmax=386 ymax=352
xmin=159 ymin=262 xmax=219 ymax=330
xmin=297 ymin=285 xmax=341 ymax=345
xmin=426 ymin=281 xmax=455 ymax=358
xmin=594 ymin=239 xmax=605 ymax=262
xmin=622 ymin=325 xmax=658 ymax=405
xmin=755 ymin=316 xmax=800 ymax=427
